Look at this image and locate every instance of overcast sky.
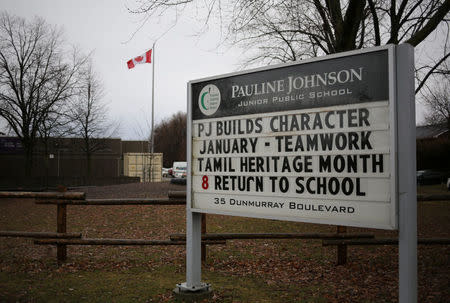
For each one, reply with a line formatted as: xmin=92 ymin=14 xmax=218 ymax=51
xmin=2 ymin=0 xmax=244 ymax=139
xmin=2 ymin=0 xmax=436 ymax=139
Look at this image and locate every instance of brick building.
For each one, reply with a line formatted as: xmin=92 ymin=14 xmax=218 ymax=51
xmin=0 ymin=137 xmax=161 ymax=189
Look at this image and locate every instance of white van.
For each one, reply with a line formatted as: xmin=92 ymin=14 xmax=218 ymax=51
xmin=172 ymin=161 xmax=187 ymax=178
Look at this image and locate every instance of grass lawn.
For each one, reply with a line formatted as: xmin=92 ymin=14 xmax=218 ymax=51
xmin=0 ymin=182 xmax=448 ymax=302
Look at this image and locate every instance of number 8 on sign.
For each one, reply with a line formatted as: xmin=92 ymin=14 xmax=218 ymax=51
xmin=202 ymin=175 xmax=209 ymax=190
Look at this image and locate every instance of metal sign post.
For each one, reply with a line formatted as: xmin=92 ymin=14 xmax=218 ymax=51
xmin=396 ymin=44 xmax=417 ymax=303
xmin=179 ymin=44 xmax=416 ymax=302
xmin=176 ymin=85 xmax=210 ymax=293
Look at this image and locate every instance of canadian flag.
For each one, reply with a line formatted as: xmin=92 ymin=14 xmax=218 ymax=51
xmin=127 ymin=49 xmax=152 ymax=69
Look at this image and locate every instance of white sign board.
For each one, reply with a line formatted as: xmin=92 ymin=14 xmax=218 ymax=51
xmin=188 ymin=45 xmax=399 ymax=229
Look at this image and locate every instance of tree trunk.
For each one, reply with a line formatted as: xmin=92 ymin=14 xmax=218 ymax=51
xmin=43 ymin=139 xmax=49 ymax=189
xmin=85 ymin=152 xmax=91 ymax=185
xmin=23 ymin=139 xmax=34 ymax=178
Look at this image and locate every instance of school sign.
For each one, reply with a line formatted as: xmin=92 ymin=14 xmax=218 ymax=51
xmin=189 ymin=46 xmax=399 ymax=229
xmin=181 ymin=44 xmax=416 ymax=302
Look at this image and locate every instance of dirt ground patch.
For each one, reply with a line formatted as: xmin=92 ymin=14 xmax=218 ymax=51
xmin=0 ymin=182 xmax=449 ymax=302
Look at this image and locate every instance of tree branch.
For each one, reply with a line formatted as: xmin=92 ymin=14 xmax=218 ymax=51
xmin=407 ymin=0 xmax=450 ymax=46
xmin=416 ymin=51 xmax=450 ymax=94
xmin=367 ymin=0 xmax=381 ymax=45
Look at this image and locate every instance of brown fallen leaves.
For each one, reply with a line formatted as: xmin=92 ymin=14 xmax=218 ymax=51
xmin=0 ymin=182 xmax=448 ymax=302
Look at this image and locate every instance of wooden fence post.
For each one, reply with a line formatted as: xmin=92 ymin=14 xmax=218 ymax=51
xmin=56 ymin=186 xmax=68 ymax=264
xmin=57 ymin=203 xmax=67 ymax=263
xmin=337 ymin=225 xmax=347 ymax=265
xmin=201 ymin=214 xmax=206 ymax=262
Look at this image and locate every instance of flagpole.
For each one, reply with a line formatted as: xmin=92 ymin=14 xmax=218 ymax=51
xmin=150 ymin=42 xmax=156 ymax=182
xmin=151 ymin=41 xmax=155 ymax=154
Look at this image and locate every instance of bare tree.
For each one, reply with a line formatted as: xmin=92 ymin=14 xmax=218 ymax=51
xmin=129 ymin=0 xmax=449 ymax=91
xmin=421 ymin=76 xmax=450 ymax=127
xmin=0 ymin=12 xmax=87 ymax=173
xmin=153 ymin=112 xmax=186 ymax=167
xmin=68 ymin=60 xmax=119 ymax=179
xmin=132 ymin=109 xmax=152 ymax=151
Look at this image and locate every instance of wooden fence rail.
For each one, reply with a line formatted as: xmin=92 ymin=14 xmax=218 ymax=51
xmin=417 ymin=193 xmax=450 ymax=201
xmin=170 ymin=232 xmax=375 ymax=241
xmin=168 ymin=191 xmax=187 ymax=199
xmin=1 ymin=190 xmax=449 ymax=265
xmin=35 ymin=239 xmax=226 ymax=246
xmin=0 ymin=231 xmax=81 ymax=239
xmin=0 ymin=190 xmax=214 ymax=264
xmin=35 ymin=198 xmax=186 ymax=205
xmin=0 ymin=191 xmax=85 ymax=200
xmin=322 ymin=238 xmax=450 ymax=246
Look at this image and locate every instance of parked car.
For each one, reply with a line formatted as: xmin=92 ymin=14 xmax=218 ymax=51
xmin=172 ymin=161 xmax=187 ymax=178
xmin=174 ymin=167 xmax=187 ymax=178
xmin=416 ymin=170 xmax=444 ymax=185
xmin=162 ymin=168 xmax=170 ymax=178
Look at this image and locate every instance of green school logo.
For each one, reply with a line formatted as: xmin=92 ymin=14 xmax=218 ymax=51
xmin=199 ymin=84 xmax=221 ymax=116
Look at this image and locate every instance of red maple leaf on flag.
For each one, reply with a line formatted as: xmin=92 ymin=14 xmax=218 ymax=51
xmin=127 ymin=50 xmax=152 ymax=69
